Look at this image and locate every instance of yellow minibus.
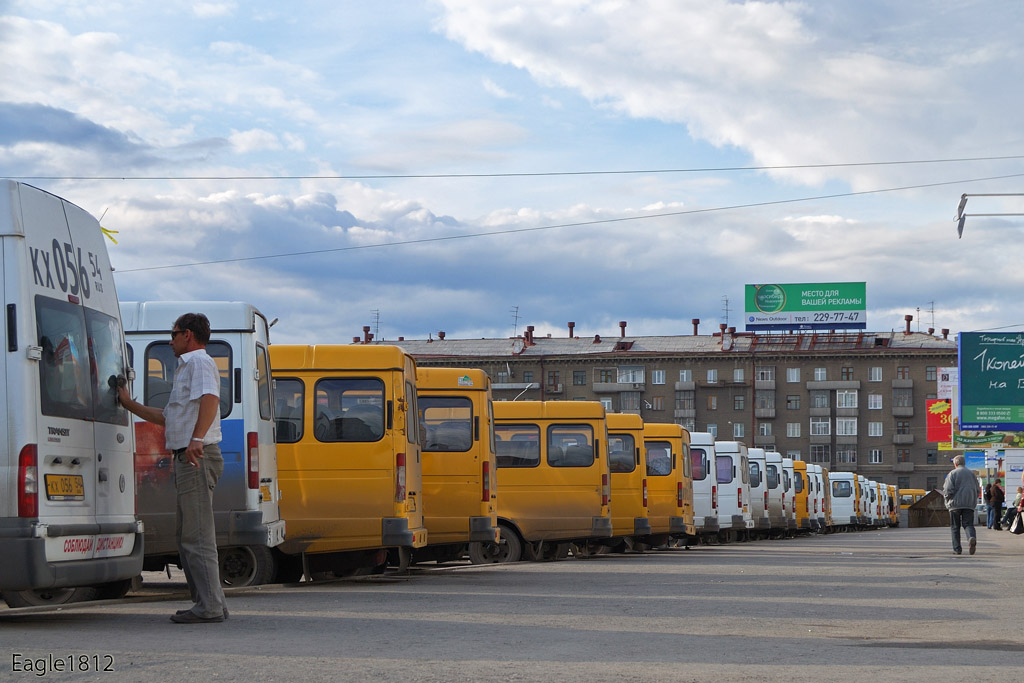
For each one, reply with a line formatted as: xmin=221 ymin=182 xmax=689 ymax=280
xmin=270 ymin=344 xmax=427 ymax=578
xmin=415 ymin=368 xmax=499 ymax=563
xmin=643 ymin=422 xmax=693 ymax=545
xmin=606 ymin=413 xmax=651 ymax=550
xmin=793 ymin=459 xmax=810 ymax=532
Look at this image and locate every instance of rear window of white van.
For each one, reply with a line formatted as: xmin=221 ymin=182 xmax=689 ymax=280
xmin=716 ymin=456 xmax=733 ymax=484
xmin=832 ymin=480 xmax=853 ymax=497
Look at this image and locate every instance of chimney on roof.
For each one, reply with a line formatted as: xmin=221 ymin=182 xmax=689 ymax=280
xmin=942 ymin=328 xmax=950 ymax=339
xmin=719 ymin=323 xmax=727 ymax=335
xmin=398 ymin=336 xmax=404 ymax=341
xmin=367 ymin=333 xmax=374 ymax=342
xmin=526 ymin=325 xmax=535 ymax=345
xmin=362 ymin=325 xmax=371 ymax=343
xmin=904 ymin=314 xmax=913 ymax=335
xmin=593 ymin=334 xmax=601 ymax=344
xmin=619 ymin=321 xmax=627 ymax=338
xmin=928 ymin=327 xmax=935 ymax=336
xmin=692 ymin=318 xmax=700 ymax=335
xmin=728 ymin=326 xmax=736 ymax=335
xmin=568 ymin=321 xmax=575 ymax=338
xmin=352 ymin=336 xmax=360 ymax=344
xmin=438 ymin=331 xmax=445 ymax=340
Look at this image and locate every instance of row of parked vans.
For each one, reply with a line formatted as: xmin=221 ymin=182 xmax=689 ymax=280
xmin=0 ymin=180 xmax=898 ymax=608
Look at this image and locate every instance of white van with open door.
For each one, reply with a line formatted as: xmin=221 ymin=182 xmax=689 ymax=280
xmin=0 ymin=180 xmax=143 ymax=607
xmin=121 ymin=301 xmax=285 ymax=586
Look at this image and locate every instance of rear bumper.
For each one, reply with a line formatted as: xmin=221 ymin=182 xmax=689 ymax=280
xmin=757 ymin=518 xmax=771 ymax=529
xmin=591 ymin=516 xmax=613 ymax=537
xmin=634 ymin=518 xmax=653 ymax=536
xmin=697 ymin=516 xmax=719 ymax=533
xmin=0 ymin=532 xmax=144 ymax=591
xmin=468 ymin=516 xmax=499 ymax=543
xmin=668 ymin=516 xmax=687 ymax=534
xmin=215 ymin=512 xmax=286 ymax=548
xmin=381 ymin=518 xmax=428 ymax=548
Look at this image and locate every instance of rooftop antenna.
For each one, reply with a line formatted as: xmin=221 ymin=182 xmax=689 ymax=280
xmin=915 ymin=307 xmax=920 ymax=332
xmin=372 ymin=309 xmax=381 ymax=341
xmin=928 ymin=301 xmax=935 ymax=329
xmin=510 ymin=305 xmax=521 ymax=337
xmin=721 ymin=295 xmax=730 ymax=327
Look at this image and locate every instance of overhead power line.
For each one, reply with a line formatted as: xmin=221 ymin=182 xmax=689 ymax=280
xmin=114 ymin=170 xmax=1024 ymax=274
xmin=17 ymin=154 xmax=1024 ymax=182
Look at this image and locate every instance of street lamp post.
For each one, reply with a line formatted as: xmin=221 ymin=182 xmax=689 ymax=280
xmin=955 ymin=193 xmax=1024 ymax=238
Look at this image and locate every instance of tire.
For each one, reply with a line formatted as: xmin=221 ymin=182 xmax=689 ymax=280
xmin=468 ymin=524 xmax=522 ymax=564
xmin=219 ymin=545 xmax=277 ymax=587
xmin=2 ymin=586 xmax=97 ymax=608
xmin=93 ymin=577 xmax=137 ymax=600
xmin=274 ymin=553 xmax=304 ymax=583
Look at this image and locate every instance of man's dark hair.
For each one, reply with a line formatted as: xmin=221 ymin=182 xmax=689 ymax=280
xmin=174 ymin=313 xmax=211 ymax=345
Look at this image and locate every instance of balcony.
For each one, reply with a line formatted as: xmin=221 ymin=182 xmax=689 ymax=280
xmin=806 ymin=380 xmax=861 ymax=390
xmin=892 ymin=406 xmax=914 ymax=417
xmin=836 ymin=435 xmax=858 ymax=445
xmin=492 ymin=382 xmax=540 ymax=391
xmin=593 ymin=381 xmax=646 ymax=393
xmin=754 ymin=407 xmax=776 ymax=419
xmin=545 ymin=383 xmax=563 ymax=395
xmin=674 ymin=381 xmax=695 ymax=391
xmin=893 ymin=462 xmax=915 ymax=473
xmin=810 ymin=433 xmax=831 ymax=444
xmin=809 ymin=407 xmax=831 ymax=417
xmin=835 ymin=407 xmax=858 ymax=417
xmin=755 ymin=379 xmax=776 ymax=390
xmin=753 ymin=434 xmax=775 ymax=446
xmin=892 ymin=379 xmax=914 ymax=388
xmin=893 ymin=433 xmax=914 ymax=445
xmin=674 ymin=408 xmax=696 ymax=419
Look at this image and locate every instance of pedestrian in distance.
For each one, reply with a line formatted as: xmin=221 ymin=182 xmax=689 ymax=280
xmin=983 ymin=483 xmax=992 ymax=527
xmin=1002 ymin=486 xmax=1023 ymax=529
xmin=943 ymin=454 xmax=981 ymax=556
xmin=989 ymin=478 xmax=1005 ymax=530
xmin=117 ymin=313 xmax=228 ymax=623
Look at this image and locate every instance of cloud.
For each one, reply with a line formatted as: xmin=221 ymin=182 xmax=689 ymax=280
xmin=229 ymin=128 xmax=282 ymax=153
xmin=482 ymin=77 xmax=517 ymax=99
xmin=193 ymin=2 xmax=237 ymax=18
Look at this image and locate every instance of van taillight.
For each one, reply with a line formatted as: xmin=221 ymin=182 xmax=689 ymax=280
xmin=676 ymin=481 xmax=683 ymax=508
xmin=711 ymin=485 xmax=717 ymax=510
xmin=814 ymin=499 xmax=818 ymax=514
xmin=18 ymin=444 xmax=38 ymax=518
xmin=481 ymin=461 xmax=491 ymax=502
xmin=642 ymin=478 xmax=648 ymax=508
xmin=246 ymin=431 xmax=259 ymax=490
xmin=395 ymin=452 xmax=407 ymax=503
xmin=764 ymin=491 xmax=768 ymax=510
xmin=601 ymin=473 xmax=610 ymax=507
xmin=737 ymin=487 xmax=743 ymax=509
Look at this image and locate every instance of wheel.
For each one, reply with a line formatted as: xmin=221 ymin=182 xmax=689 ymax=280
xmin=274 ymin=553 xmax=304 ymax=583
xmin=219 ymin=545 xmax=277 ymax=587
xmin=468 ymin=525 xmax=522 ymax=563
xmin=92 ymin=577 xmax=137 ymax=600
xmin=525 ymin=541 xmax=569 ymax=562
xmin=2 ymin=586 xmax=97 ymax=608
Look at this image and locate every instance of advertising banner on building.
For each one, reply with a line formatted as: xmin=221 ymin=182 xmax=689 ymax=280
xmin=744 ymin=282 xmax=867 ymax=331
xmin=926 ymin=399 xmax=952 ymax=443
xmin=937 ymin=367 xmax=958 ymax=400
xmin=958 ymin=332 xmax=1024 ymax=430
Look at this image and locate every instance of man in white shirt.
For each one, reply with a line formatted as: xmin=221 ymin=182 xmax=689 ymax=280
xmin=119 ymin=313 xmax=227 ymax=623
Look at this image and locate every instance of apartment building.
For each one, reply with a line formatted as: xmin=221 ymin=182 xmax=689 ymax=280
xmin=382 ymin=322 xmax=957 ymax=491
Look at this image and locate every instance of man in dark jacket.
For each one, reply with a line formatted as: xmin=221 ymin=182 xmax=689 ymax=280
xmin=990 ymin=478 xmax=1005 ymax=530
xmin=943 ymin=455 xmax=981 ymax=555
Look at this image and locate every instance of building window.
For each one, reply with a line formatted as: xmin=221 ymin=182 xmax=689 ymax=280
xmin=787 ymin=450 xmax=802 ymax=461
xmin=755 ymin=391 xmax=775 ymax=410
xmin=756 ymin=366 xmax=775 ymax=381
xmin=675 ymin=391 xmax=695 ymax=410
xmin=836 ymin=390 xmax=858 ymax=408
xmin=869 ymin=367 xmax=882 ymax=382
xmin=787 ymin=367 xmax=800 ymax=383
xmin=618 ymin=366 xmax=644 ymax=383
xmin=621 ymin=392 xmax=641 ymax=411
xmin=651 ymin=369 xmax=665 ymax=385
xmin=841 ymin=367 xmax=854 ymax=381
xmin=836 ymin=448 xmax=856 ymax=464
xmin=733 ymin=368 xmax=745 ymax=382
xmin=599 ymin=397 xmax=613 ymax=412
xmin=707 ymin=396 xmax=718 ymax=410
xmin=836 ymin=418 xmax=857 ymax=436
xmin=896 ymin=448 xmax=911 ymax=463
xmin=926 ymin=448 xmax=937 ymax=465
xmin=896 ymin=420 xmax=911 ymax=435
xmin=679 ymin=369 xmax=692 ymax=382
xmin=759 ymin=422 xmax=772 ymax=436
xmin=573 ymin=370 xmax=586 ymax=386
xmin=497 ymin=371 xmax=509 ymax=383
xmin=787 ymin=422 xmax=801 ymax=438
xmin=898 ymin=476 xmax=910 ymax=489
xmin=896 ymin=366 xmax=910 ymax=379
xmin=523 ymin=371 xmax=533 ymax=383
xmin=868 ymin=394 xmax=882 ymax=410
xmin=547 ymin=370 xmax=560 ymax=386
xmin=811 ymin=391 xmax=829 ymax=409
xmin=734 ymin=395 xmax=745 ymax=410
xmin=707 ymin=423 xmax=718 ymax=438
xmin=868 ymin=422 xmax=883 ymax=437
xmin=733 ymin=422 xmax=745 ymax=438
xmin=786 ymin=395 xmax=801 ymax=410
xmin=869 ymin=448 xmax=883 ymax=464
xmin=893 ymin=388 xmax=913 ymax=407
xmin=679 ymin=418 xmax=695 ymax=431
xmin=810 ymin=445 xmax=831 ymax=464
xmin=651 ymin=396 xmax=665 ymax=411
xmin=810 ymin=417 xmax=831 ymax=436
xmin=926 ymin=366 xmax=937 ymax=381
xmin=926 ymin=476 xmax=938 ymax=490
xmin=707 ymin=369 xmax=718 ymax=384
xmin=598 ymin=368 xmax=615 ymax=383
xmin=814 ymin=367 xmax=827 ymax=381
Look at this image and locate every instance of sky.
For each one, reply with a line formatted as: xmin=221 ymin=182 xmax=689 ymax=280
xmin=3 ymin=0 xmax=1024 ymax=345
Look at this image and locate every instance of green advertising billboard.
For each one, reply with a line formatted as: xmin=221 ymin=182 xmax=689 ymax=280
xmin=958 ymin=332 xmax=1024 ymax=430
xmin=744 ymin=282 xmax=866 ymax=331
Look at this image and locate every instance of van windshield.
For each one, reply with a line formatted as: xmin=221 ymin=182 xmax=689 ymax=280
xmin=420 ymin=396 xmax=473 ymax=452
xmin=645 ymin=441 xmax=673 ymax=477
xmin=37 ymin=295 xmax=128 ymax=425
xmin=690 ymin=447 xmax=707 ymax=481
xmin=608 ymin=433 xmax=635 ymax=473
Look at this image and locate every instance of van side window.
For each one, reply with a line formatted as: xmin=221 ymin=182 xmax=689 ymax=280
xmin=783 ymin=468 xmax=791 ymax=492
xmin=36 ymin=295 xmax=128 ymax=426
xmin=690 ymin=447 xmax=708 ymax=481
xmin=548 ymin=424 xmax=595 ymax=467
xmin=406 ymin=381 xmax=420 ymax=446
xmin=766 ymin=464 xmax=779 ymax=490
xmin=256 ymin=343 xmax=272 ymax=421
xmin=645 ymin=441 xmax=673 ymax=477
xmin=608 ymin=433 xmax=636 ymax=473
xmin=832 ymin=480 xmax=852 ymax=497
xmin=420 ymin=396 xmax=473 ymax=452
xmin=145 ymin=340 xmax=232 ymax=418
xmin=495 ymin=424 xmax=540 ymax=468
xmin=313 ymin=378 xmax=385 ymax=442
xmin=749 ymin=461 xmax=761 ymax=488
xmin=274 ymin=378 xmax=303 ymax=443
xmin=681 ymin=444 xmax=691 ymax=478
xmin=794 ymin=471 xmax=804 ymax=493
xmin=716 ymin=456 xmax=733 ymax=484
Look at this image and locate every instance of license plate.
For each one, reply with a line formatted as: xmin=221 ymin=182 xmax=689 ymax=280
xmin=45 ymin=474 xmax=85 ymax=501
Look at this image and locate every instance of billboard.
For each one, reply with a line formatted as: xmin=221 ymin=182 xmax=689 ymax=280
xmin=926 ymin=399 xmax=952 ymax=443
xmin=958 ymin=332 xmax=1024 ymax=430
xmin=744 ymin=282 xmax=867 ymax=331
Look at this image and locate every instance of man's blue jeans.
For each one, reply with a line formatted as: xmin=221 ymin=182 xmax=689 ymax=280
xmin=950 ymin=508 xmax=976 ymax=553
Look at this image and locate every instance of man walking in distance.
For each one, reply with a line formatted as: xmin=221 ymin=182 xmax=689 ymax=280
xmin=943 ymin=454 xmax=981 ymax=556
xmin=118 ymin=313 xmax=228 ymax=623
